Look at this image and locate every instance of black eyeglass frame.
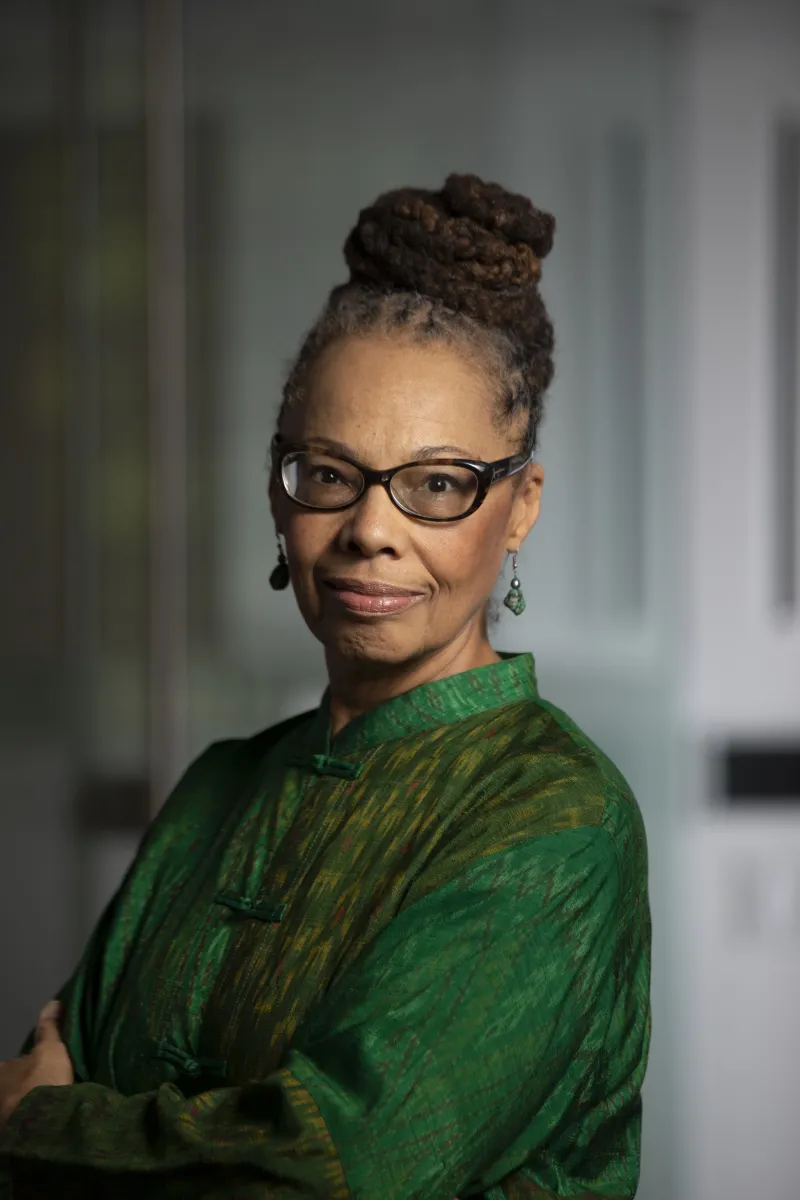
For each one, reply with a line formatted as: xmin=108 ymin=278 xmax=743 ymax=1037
xmin=270 ymin=435 xmax=533 ymax=523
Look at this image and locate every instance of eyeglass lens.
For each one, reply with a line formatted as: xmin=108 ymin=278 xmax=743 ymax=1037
xmin=282 ymin=451 xmax=480 ymax=519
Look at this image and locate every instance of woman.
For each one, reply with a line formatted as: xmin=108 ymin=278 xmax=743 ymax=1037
xmin=0 ymin=174 xmax=650 ymax=1199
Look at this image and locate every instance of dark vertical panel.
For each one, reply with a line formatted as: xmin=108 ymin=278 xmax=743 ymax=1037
xmin=96 ymin=125 xmax=149 ymax=662
xmin=605 ymin=128 xmax=647 ymax=617
xmin=0 ymin=132 xmax=67 ymax=677
xmin=58 ymin=0 xmax=102 ymax=762
xmin=774 ymin=121 xmax=799 ymax=612
xmin=145 ymin=0 xmax=189 ymax=810
xmin=185 ymin=120 xmax=221 ymax=653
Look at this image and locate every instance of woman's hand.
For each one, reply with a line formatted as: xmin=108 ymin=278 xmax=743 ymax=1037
xmin=0 ymin=1001 xmax=74 ymax=1135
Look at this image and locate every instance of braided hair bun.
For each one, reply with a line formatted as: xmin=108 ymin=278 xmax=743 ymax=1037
xmin=281 ymin=174 xmax=557 ymax=450
xmin=344 ymin=173 xmax=554 ymax=352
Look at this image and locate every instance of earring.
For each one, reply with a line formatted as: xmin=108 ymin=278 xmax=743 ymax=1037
xmin=503 ymin=551 xmax=526 ymax=615
xmin=269 ymin=534 xmax=290 ymax=591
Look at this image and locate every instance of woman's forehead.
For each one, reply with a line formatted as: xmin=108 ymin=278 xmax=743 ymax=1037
xmin=286 ymin=334 xmax=510 ymax=460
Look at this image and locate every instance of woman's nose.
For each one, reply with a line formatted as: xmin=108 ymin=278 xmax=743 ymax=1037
xmin=338 ymin=482 xmax=407 ymax=557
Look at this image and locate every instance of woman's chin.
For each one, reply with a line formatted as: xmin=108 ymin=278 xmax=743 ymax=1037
xmin=317 ymin=618 xmax=423 ymax=667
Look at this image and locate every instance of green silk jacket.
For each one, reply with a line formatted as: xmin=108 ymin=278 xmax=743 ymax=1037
xmin=0 ymin=653 xmax=651 ymax=1199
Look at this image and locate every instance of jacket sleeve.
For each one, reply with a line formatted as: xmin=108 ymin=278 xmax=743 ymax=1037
xmin=0 ymin=807 xmax=650 ymax=1200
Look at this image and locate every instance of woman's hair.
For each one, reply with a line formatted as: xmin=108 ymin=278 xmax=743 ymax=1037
xmin=278 ymin=173 xmax=556 ymax=452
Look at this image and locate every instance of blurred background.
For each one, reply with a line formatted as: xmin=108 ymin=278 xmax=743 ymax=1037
xmin=1 ymin=0 xmax=799 ymax=1196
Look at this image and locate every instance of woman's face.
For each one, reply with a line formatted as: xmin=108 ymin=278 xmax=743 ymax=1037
xmin=271 ymin=334 xmax=544 ymax=669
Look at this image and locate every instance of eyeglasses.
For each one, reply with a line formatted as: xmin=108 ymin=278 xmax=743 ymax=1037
xmin=271 ymin=435 xmax=532 ymax=522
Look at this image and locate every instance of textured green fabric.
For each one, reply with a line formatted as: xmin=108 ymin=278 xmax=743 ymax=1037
xmin=0 ymin=653 xmax=650 ymax=1199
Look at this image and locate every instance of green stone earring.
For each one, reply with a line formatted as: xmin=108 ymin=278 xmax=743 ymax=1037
xmin=503 ymin=551 xmax=526 ymax=616
xmin=269 ymin=535 xmax=290 ymax=591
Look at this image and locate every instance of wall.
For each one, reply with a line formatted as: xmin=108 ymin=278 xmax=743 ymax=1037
xmin=678 ymin=4 xmax=800 ymax=1198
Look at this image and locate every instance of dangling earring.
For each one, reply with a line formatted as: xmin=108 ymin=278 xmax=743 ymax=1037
xmin=503 ymin=550 xmax=526 ymax=615
xmin=269 ymin=534 xmax=290 ymax=591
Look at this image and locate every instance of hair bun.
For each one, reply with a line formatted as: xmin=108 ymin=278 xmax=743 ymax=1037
xmin=441 ymin=173 xmax=555 ymax=260
xmin=342 ymin=172 xmax=555 ymax=333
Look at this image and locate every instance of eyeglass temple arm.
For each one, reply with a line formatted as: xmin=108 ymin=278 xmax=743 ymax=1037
xmin=491 ymin=452 xmax=532 ymax=482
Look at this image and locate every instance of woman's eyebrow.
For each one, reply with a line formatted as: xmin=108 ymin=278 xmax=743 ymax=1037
xmin=413 ymin=444 xmax=475 ymax=460
xmin=306 ymin=437 xmax=476 ymax=460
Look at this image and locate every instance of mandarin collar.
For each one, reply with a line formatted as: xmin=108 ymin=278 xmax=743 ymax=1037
xmin=295 ymin=652 xmax=538 ymax=774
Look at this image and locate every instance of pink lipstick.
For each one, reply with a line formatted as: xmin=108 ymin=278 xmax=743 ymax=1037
xmin=324 ymin=577 xmax=425 ymax=616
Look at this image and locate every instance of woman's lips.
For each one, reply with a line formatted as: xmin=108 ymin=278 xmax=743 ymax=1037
xmin=323 ymin=579 xmax=425 ymax=615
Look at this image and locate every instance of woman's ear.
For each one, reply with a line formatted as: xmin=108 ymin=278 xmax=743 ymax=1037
xmin=268 ymin=471 xmax=280 ymax=528
xmin=507 ymin=461 xmax=544 ymax=550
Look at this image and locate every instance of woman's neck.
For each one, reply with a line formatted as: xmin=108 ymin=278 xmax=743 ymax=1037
xmin=325 ymin=627 xmax=500 ymax=739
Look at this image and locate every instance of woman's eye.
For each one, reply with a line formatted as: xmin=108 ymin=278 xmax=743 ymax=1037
xmin=310 ymin=466 xmax=342 ymax=485
xmin=424 ymin=474 xmax=457 ymax=493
